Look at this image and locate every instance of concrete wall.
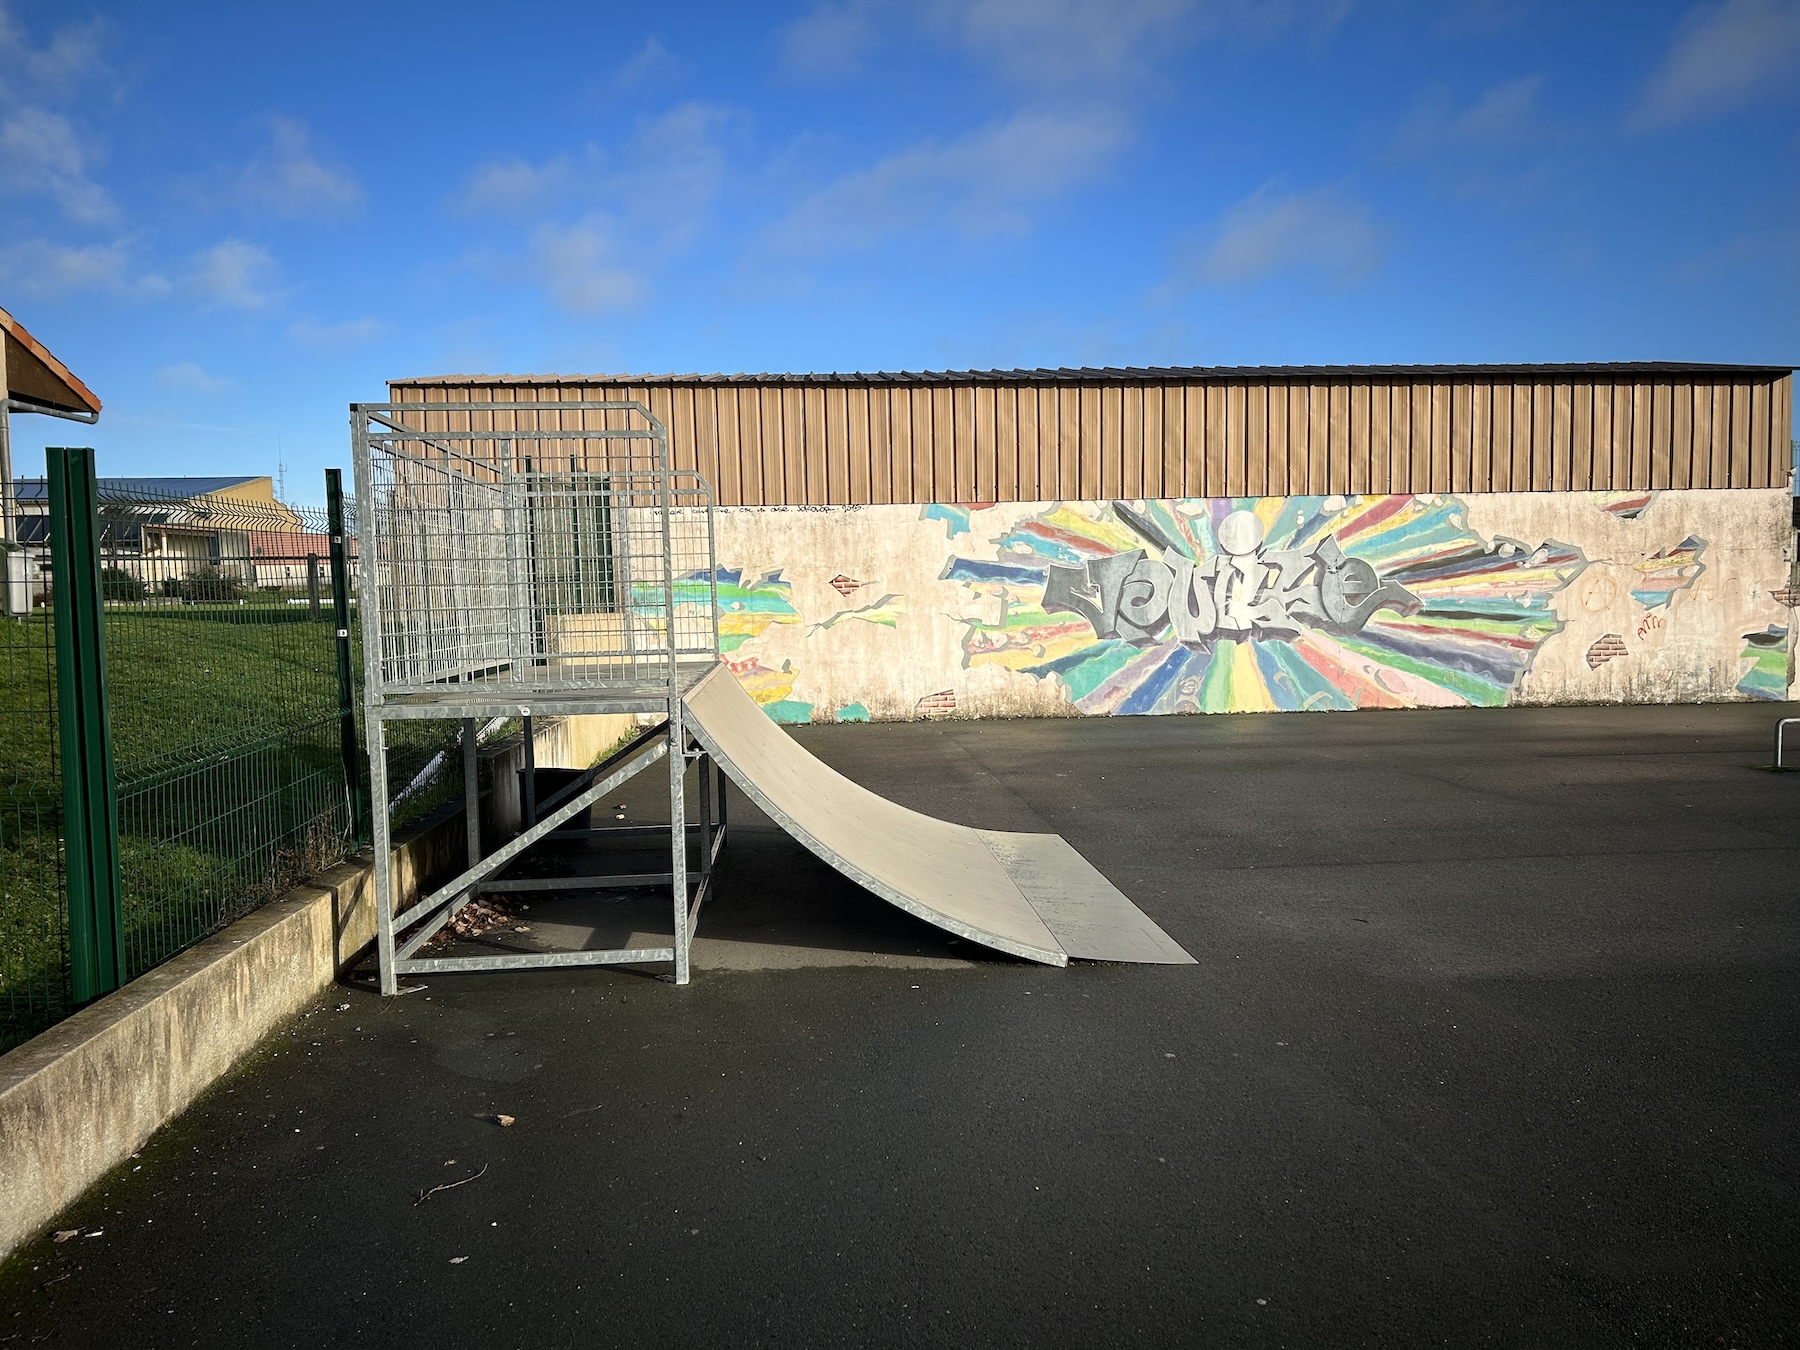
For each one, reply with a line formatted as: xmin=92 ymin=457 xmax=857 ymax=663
xmin=0 ymin=707 xmax=644 ymax=1262
xmin=702 ymin=489 xmax=1795 ymax=721
xmin=0 ymin=803 xmax=473 ymax=1261
xmin=479 ymin=713 xmax=638 ymax=840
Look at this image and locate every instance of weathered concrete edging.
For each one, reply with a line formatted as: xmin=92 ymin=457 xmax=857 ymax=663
xmin=0 ymin=806 xmax=468 ymax=1262
xmin=0 ymin=710 xmax=633 ymax=1262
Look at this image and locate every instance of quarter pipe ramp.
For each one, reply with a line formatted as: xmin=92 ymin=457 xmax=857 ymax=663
xmin=681 ymin=666 xmax=1193 ymax=967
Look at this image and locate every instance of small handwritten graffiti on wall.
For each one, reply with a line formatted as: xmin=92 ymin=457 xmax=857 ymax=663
xmin=942 ymin=495 xmax=1587 ymax=714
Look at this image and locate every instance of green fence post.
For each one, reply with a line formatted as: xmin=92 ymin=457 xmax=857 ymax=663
xmin=326 ymin=469 xmax=364 ymax=844
xmin=48 ymin=447 xmax=125 ymax=1001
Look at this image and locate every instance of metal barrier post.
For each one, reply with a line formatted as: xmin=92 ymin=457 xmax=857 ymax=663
xmin=1775 ymin=717 xmax=1800 ymax=770
xmin=326 ymin=469 xmax=364 ymax=843
xmin=47 ymin=447 xmax=125 ymax=1001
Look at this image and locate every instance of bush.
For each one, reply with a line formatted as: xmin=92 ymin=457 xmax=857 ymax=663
xmin=100 ymin=566 xmax=145 ymax=602
xmin=179 ymin=564 xmax=243 ymax=604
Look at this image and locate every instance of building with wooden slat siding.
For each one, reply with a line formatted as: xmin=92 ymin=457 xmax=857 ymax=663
xmin=386 ymin=363 xmax=1796 ymax=722
xmin=391 ymin=364 xmax=1792 ymax=505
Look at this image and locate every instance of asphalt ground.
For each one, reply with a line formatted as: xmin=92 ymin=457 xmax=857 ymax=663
xmin=3 ymin=700 xmax=1797 ymax=1348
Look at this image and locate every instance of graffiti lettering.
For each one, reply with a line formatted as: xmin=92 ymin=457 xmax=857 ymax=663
xmin=1043 ymin=525 xmax=1419 ymax=644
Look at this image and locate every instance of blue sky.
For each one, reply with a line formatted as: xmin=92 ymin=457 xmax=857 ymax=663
xmin=2 ymin=0 xmax=1796 ymax=503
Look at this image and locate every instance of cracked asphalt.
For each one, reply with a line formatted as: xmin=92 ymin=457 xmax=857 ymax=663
xmin=2 ymin=700 xmax=1796 ymax=1347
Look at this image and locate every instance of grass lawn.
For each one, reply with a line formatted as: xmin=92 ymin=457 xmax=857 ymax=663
xmin=1 ymin=600 xmax=461 ymax=1050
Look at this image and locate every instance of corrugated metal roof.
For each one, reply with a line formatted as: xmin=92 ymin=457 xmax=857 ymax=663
xmin=394 ymin=361 xmax=1795 ymax=389
xmin=11 ymin=476 xmax=261 ymax=502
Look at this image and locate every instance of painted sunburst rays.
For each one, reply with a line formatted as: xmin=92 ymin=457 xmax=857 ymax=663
xmin=943 ymin=495 xmax=1586 ymax=715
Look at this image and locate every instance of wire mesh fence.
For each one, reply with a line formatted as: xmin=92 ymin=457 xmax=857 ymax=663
xmin=0 ymin=579 xmax=64 ymax=1047
xmin=0 ymin=472 xmax=378 ymax=1051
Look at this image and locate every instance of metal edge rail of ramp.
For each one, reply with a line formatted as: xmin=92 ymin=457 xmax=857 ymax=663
xmin=682 ymin=666 xmax=1194 ymax=967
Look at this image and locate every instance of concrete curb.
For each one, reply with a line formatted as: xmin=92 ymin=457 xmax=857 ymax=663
xmin=0 ymin=809 xmax=466 ymax=1262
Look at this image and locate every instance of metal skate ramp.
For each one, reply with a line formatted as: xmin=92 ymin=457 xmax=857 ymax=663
xmin=681 ymin=665 xmax=1194 ymax=967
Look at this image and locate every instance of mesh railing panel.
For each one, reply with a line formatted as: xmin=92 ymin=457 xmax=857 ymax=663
xmin=359 ymin=410 xmax=717 ymax=697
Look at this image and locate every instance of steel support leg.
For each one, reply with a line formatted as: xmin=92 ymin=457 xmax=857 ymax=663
xmin=461 ymin=718 xmax=481 ymax=867
xmin=697 ymin=746 xmax=714 ymax=880
xmin=669 ymin=701 xmax=690 ymax=985
xmin=370 ymin=717 xmax=397 ymax=996
xmin=521 ymin=714 xmax=537 ymax=828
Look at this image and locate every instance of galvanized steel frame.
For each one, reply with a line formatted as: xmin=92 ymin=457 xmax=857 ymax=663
xmin=351 ymin=401 xmax=723 ymax=994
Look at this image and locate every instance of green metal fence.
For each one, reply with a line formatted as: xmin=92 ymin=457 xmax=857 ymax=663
xmin=0 ymin=560 xmax=65 ymax=1045
xmin=0 ymin=456 xmax=414 ymax=1051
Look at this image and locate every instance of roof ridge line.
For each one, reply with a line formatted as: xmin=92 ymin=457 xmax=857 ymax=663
xmin=390 ymin=361 xmax=1796 ymax=388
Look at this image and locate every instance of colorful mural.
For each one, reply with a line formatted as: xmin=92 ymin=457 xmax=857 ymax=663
xmin=676 ymin=567 xmax=800 ymax=652
xmin=922 ymin=503 xmax=976 ymax=538
xmin=727 ymin=655 xmax=813 ymax=723
xmin=813 ymin=593 xmax=905 ymax=631
xmin=1598 ymin=492 xmax=1656 ymax=520
xmin=1631 ymin=537 xmax=1706 ymax=609
xmin=941 ymin=495 xmax=1587 ymax=714
xmin=706 ymin=489 xmax=1788 ymax=722
xmin=1736 ymin=625 xmax=1789 ymax=701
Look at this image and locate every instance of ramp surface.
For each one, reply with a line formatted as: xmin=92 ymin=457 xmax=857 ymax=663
xmin=682 ymin=666 xmax=1193 ymax=967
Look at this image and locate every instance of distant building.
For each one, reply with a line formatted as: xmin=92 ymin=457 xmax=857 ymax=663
xmin=1 ymin=304 xmax=102 ymax=613
xmin=9 ymin=475 xmax=330 ymax=600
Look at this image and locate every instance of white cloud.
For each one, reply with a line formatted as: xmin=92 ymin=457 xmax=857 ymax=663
xmin=459 ymin=103 xmax=729 ymax=222
xmin=1188 ymin=183 xmax=1383 ymax=285
xmin=526 ymin=216 xmax=645 ymax=314
xmin=460 ymin=103 xmax=732 ymax=311
xmin=155 ymin=361 xmax=231 ymax=393
xmin=1635 ymin=0 xmax=1800 ymax=129
xmin=613 ymin=36 xmax=687 ymax=89
xmin=780 ymin=1 xmax=882 ymax=77
xmin=1388 ymin=74 xmax=1557 ymax=202
xmin=0 ymin=238 xmax=168 ymax=299
xmin=621 ymin=103 xmax=730 ymax=248
xmin=1395 ymin=74 xmax=1546 ymax=156
xmin=288 ymin=316 xmax=386 ymax=347
xmin=231 ymin=117 xmax=362 ymax=219
xmin=0 ymin=3 xmax=111 ymax=101
xmin=458 ymin=147 xmax=601 ymax=216
xmin=781 ymin=0 xmax=1339 ymax=84
xmin=924 ymin=0 xmax=1199 ymax=86
xmin=773 ymin=108 xmax=1127 ymax=253
xmin=0 ymin=107 xmax=115 ymax=224
xmin=187 ymin=239 xmax=279 ymax=309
